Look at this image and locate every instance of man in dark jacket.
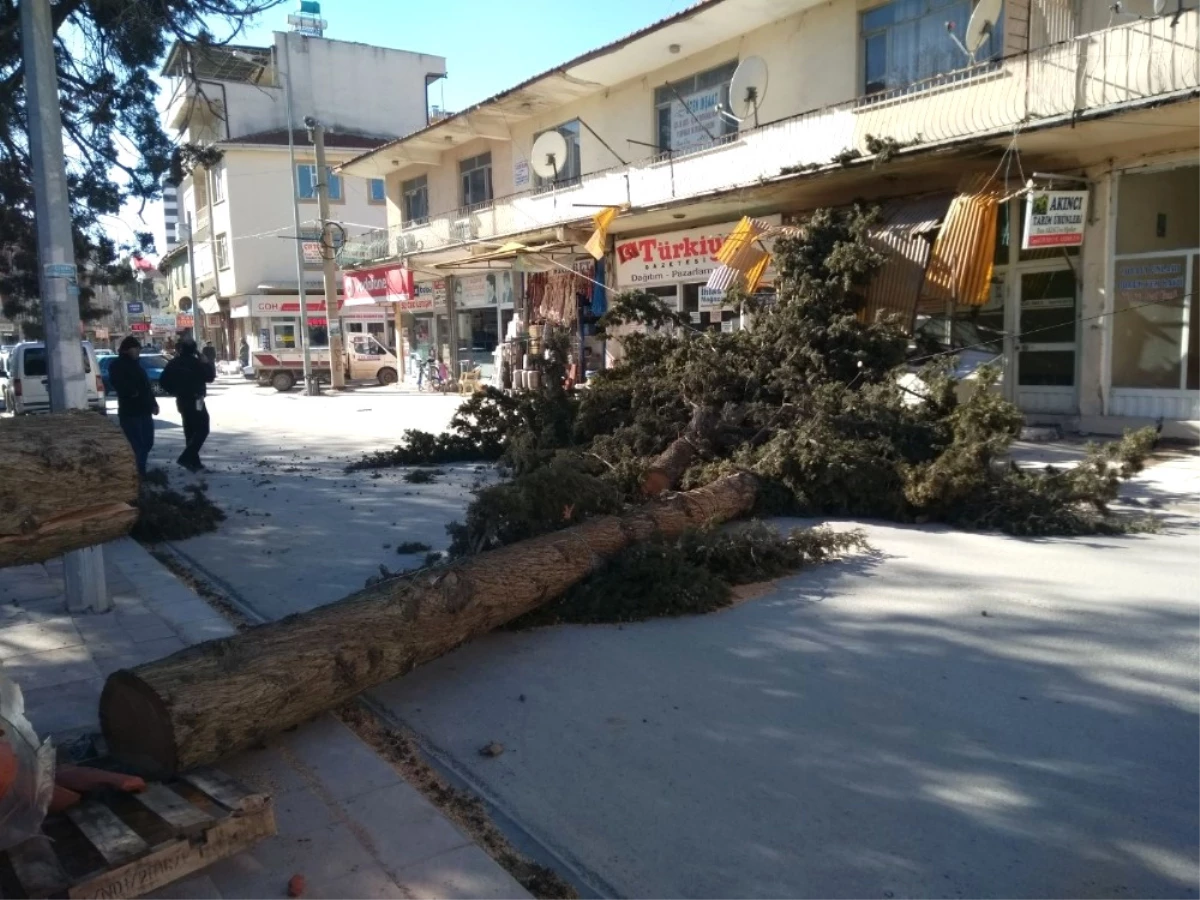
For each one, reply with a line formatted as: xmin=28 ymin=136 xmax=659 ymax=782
xmin=109 ymin=336 xmax=158 ymax=476
xmin=202 ymin=341 xmax=217 ymax=365
xmin=160 ymin=337 xmax=216 ymax=472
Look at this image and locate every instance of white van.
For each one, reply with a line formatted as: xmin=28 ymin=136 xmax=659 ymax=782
xmin=3 ymin=341 xmax=106 ymax=415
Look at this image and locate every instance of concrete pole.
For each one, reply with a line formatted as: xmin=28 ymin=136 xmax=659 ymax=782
xmin=185 ymin=213 xmax=200 ymax=341
xmin=20 ymin=0 xmax=108 ymax=612
xmin=309 ymin=122 xmax=345 ymax=389
xmin=279 ymin=36 xmax=316 ymax=395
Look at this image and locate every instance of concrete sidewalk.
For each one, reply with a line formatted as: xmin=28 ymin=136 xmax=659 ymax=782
xmin=0 ymin=539 xmax=529 ymax=900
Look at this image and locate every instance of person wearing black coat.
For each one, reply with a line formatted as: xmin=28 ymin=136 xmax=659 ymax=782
xmin=109 ymin=336 xmax=159 ymax=476
xmin=159 ymin=337 xmax=216 ymax=472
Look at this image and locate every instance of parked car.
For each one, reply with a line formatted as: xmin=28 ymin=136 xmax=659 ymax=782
xmin=3 ymin=341 xmax=106 ymax=415
xmin=98 ymin=352 xmax=169 ymax=397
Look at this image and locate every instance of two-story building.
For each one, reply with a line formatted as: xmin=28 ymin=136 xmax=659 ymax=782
xmin=162 ymin=25 xmax=445 ymax=358
xmin=340 ymin=0 xmax=1199 ymax=437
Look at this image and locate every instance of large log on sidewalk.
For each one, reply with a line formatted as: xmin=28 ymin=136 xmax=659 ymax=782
xmin=100 ymin=472 xmax=760 ymax=777
xmin=0 ymin=412 xmax=138 ymax=568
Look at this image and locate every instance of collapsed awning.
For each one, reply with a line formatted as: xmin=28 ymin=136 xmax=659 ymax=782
xmin=922 ymin=182 xmax=1004 ymax=309
xmin=430 ymin=240 xmax=578 ymax=274
xmin=198 ymin=296 xmax=222 ymax=315
xmin=860 ymin=193 xmax=954 ymax=330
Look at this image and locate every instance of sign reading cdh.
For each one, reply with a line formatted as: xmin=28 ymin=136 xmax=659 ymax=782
xmin=1023 ymin=190 xmax=1089 ymax=249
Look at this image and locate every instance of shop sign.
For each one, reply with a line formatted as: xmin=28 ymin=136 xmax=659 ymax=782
xmin=1023 ymin=190 xmax=1088 ymax=249
xmin=130 ymin=321 xmax=150 ymax=333
xmin=150 ymin=315 xmax=177 ymax=332
xmin=343 ymin=265 xmax=423 ymax=309
xmin=177 ymin=314 xmax=195 ymax=328
xmin=698 ymin=286 xmax=726 ymax=308
xmin=93 ymin=327 xmax=110 ymax=340
xmin=614 ymin=216 xmax=781 ymax=288
xmin=454 ymin=272 xmax=513 ymax=310
xmin=414 ymin=280 xmax=447 ymax=310
xmin=1115 ymin=259 xmax=1186 ymax=304
xmin=1021 ymin=296 xmax=1074 ymax=310
xmin=514 ymin=158 xmax=531 ymax=190
xmin=671 ymin=86 xmax=723 ymax=154
xmin=127 ymin=301 xmax=143 ymax=314
xmin=249 ymin=297 xmax=327 ymax=317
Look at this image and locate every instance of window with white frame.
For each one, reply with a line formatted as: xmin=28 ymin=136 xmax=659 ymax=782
xmin=296 ymin=164 xmax=343 ymax=202
xmin=459 ymin=153 xmax=493 ymax=209
xmin=209 ymin=163 xmax=226 ymax=204
xmin=861 ymin=0 xmax=1003 ymax=96
xmin=215 ymin=233 xmax=230 ymax=270
xmin=402 ymin=175 xmax=429 ymax=225
xmin=533 ymin=120 xmax=582 ymax=190
xmin=368 ymin=178 xmax=387 ymax=204
xmin=654 ymin=61 xmax=738 ymax=155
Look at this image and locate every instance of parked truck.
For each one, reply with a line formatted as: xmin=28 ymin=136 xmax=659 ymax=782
xmin=250 ymin=333 xmax=399 ymax=391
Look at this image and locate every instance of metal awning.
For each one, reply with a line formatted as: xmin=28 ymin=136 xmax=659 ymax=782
xmin=198 ymin=296 xmax=222 ymax=315
xmin=430 ymin=240 xmax=578 ymax=273
xmin=861 ymin=192 xmax=955 ymax=330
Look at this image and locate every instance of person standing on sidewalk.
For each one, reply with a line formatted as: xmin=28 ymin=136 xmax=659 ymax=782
xmin=202 ymin=341 xmax=217 ymax=365
xmin=159 ymin=338 xmax=216 ymax=472
xmin=109 ymin=336 xmax=158 ymax=477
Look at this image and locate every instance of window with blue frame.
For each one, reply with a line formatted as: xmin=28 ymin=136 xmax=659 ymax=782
xmin=368 ymin=178 xmax=387 ymax=204
xmin=296 ymin=164 xmax=343 ymax=202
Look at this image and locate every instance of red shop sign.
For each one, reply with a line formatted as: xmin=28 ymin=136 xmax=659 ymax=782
xmin=342 ymin=265 xmax=426 ymax=311
xmin=130 ymin=322 xmax=150 ymax=332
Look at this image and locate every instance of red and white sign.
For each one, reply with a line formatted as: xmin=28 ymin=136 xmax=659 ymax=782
xmin=130 ymin=322 xmax=150 ymax=333
xmin=1022 ymin=190 xmax=1088 ymax=249
xmin=240 ymin=297 xmax=327 ymax=318
xmin=343 ymin=265 xmax=425 ymax=310
xmin=176 ymin=314 xmax=194 ymax=328
xmin=614 ymin=216 xmax=780 ymax=288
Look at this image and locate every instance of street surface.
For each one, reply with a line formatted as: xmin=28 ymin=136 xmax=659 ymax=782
xmin=149 ymin=379 xmax=1200 ymax=899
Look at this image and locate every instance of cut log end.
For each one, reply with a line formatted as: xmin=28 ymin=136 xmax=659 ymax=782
xmin=99 ymin=670 xmax=178 ymax=780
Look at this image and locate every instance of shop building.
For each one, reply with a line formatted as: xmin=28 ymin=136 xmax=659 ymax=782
xmin=160 ymin=24 xmax=445 ymax=359
xmin=338 ymin=0 xmax=1198 ymax=434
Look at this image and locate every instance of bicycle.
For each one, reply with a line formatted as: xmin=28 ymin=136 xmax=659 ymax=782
xmin=417 ymin=358 xmax=445 ymax=392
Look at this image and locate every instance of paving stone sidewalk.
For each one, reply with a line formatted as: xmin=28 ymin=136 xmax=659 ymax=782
xmin=0 ymin=539 xmax=529 ymax=900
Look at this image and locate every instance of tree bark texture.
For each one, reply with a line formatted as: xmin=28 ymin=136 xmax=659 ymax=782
xmin=642 ymin=405 xmax=721 ymax=497
xmin=100 ymin=472 xmax=760 ymax=777
xmin=0 ymin=412 xmax=138 ymax=568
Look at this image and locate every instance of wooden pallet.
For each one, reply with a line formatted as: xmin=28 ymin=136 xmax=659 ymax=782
xmin=0 ymin=767 xmax=276 ymax=899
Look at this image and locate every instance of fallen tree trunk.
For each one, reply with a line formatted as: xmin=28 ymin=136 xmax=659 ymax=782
xmin=0 ymin=412 xmax=138 ymax=568
xmin=100 ymin=472 xmax=759 ymax=777
xmin=642 ymin=405 xmax=721 ymax=497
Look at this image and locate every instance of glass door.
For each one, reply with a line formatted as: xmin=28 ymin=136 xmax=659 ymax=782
xmin=1016 ymin=268 xmax=1078 ymax=413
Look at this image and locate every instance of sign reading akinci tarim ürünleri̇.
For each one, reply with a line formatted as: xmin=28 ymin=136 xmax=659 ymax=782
xmin=1023 ymin=190 xmax=1089 ymax=249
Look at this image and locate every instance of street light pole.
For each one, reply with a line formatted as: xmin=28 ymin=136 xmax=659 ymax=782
xmin=280 ymin=36 xmax=315 ymax=394
xmin=20 ymin=0 xmax=108 ymax=613
xmin=185 ymin=213 xmax=200 ymax=341
xmin=307 ymin=120 xmax=345 ymax=390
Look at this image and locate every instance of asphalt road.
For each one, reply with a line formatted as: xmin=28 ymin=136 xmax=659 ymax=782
xmin=149 ymin=380 xmax=1200 ymax=899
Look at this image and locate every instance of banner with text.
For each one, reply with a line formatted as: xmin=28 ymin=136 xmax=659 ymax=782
xmin=614 ymin=216 xmax=781 ymax=289
xmin=1023 ymin=190 xmax=1089 ymax=248
xmin=343 ymin=265 xmax=421 ymax=309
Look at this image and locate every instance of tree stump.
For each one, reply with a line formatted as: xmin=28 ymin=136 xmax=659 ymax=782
xmin=100 ymin=472 xmax=759 ymax=777
xmin=0 ymin=412 xmax=138 ymax=568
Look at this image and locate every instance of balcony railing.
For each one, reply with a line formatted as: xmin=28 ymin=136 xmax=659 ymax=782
xmin=341 ymin=12 xmax=1199 ymax=267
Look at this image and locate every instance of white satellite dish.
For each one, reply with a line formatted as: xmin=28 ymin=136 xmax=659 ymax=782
xmin=722 ymin=56 xmax=769 ymax=125
xmin=948 ymin=0 xmax=1003 ymax=62
xmin=1113 ymin=0 xmax=1171 ymax=17
xmin=530 ymin=130 xmax=569 ymax=181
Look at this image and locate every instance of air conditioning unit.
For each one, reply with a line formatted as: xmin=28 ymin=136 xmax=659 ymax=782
xmin=396 ymin=232 xmax=424 ymax=255
xmin=451 ymin=217 xmax=477 ymax=242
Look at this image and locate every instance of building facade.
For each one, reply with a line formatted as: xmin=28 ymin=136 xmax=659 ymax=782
xmin=340 ymin=0 xmax=1199 ymax=435
xmin=162 ymin=28 xmax=445 ymax=357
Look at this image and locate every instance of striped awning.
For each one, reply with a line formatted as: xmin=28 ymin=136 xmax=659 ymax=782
xmin=922 ymin=185 xmax=1003 ymax=309
xmin=860 ymin=193 xmax=954 ymax=330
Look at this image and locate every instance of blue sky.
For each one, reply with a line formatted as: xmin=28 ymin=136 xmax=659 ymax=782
xmin=113 ymin=0 xmax=689 ymax=250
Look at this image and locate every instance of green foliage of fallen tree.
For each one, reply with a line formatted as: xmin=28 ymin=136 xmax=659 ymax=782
xmin=351 ymin=204 xmax=1158 ymax=556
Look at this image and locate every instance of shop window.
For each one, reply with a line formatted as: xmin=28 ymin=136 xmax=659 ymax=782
xmin=654 ymin=61 xmax=738 ymax=155
xmin=296 ymin=164 xmax=343 ymax=202
xmin=368 ymin=178 xmax=387 ymax=204
xmin=533 ymin=120 xmax=582 ymax=191
xmin=402 ymin=175 xmax=429 ymax=225
xmin=1111 ymin=255 xmax=1189 ymax=389
xmin=1117 ymin=166 xmax=1200 ymax=255
xmin=861 ymin=0 xmax=1002 ymax=96
xmin=459 ymin=153 xmax=493 ymax=210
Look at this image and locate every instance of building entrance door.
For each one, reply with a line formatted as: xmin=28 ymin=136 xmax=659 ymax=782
xmin=1013 ymin=267 xmax=1078 ymax=414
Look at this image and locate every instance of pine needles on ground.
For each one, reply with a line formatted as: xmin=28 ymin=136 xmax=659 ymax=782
xmin=508 ymin=522 xmax=868 ymax=628
xmin=132 ymin=469 xmax=226 ymax=543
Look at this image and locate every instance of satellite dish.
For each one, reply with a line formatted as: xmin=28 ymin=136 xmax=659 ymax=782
xmin=723 ymin=56 xmax=769 ymax=125
xmin=948 ymin=0 xmax=1003 ymax=62
xmin=530 ymin=130 xmax=569 ymax=181
xmin=152 ymin=281 xmax=169 ymax=298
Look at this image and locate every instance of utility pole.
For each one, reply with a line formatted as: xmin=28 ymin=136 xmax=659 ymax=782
xmin=20 ymin=0 xmax=108 ymax=613
xmin=280 ymin=36 xmax=315 ymax=394
xmin=184 ymin=213 xmax=200 ymax=341
xmin=306 ymin=118 xmax=345 ymax=389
